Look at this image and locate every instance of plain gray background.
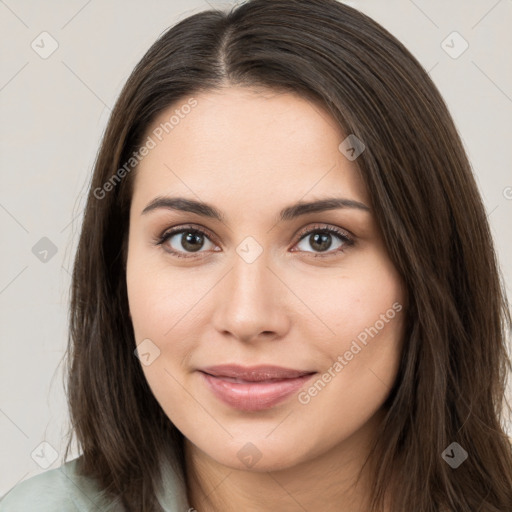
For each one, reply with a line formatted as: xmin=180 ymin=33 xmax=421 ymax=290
xmin=1 ymin=0 xmax=511 ymax=496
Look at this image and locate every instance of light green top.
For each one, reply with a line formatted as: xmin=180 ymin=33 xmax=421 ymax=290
xmin=0 ymin=455 xmax=191 ymax=511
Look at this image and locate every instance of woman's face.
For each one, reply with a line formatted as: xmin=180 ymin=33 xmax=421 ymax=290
xmin=126 ymin=86 xmax=406 ymax=472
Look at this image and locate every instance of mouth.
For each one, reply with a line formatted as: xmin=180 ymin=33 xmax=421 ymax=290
xmin=199 ymin=364 xmax=317 ymax=411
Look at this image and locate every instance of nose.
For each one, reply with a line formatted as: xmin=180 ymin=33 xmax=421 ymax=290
xmin=211 ymin=251 xmax=291 ymax=344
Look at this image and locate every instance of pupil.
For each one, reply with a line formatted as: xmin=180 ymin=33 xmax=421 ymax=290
xmin=182 ymin=232 xmax=203 ymax=252
xmin=311 ymin=233 xmax=332 ymax=252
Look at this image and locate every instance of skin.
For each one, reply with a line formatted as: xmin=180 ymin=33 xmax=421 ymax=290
xmin=126 ymin=86 xmax=406 ymax=511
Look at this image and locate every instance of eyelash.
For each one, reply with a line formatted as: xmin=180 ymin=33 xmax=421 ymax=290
xmin=153 ymin=223 xmax=354 ymax=259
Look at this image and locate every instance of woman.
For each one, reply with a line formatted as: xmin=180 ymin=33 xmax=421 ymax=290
xmin=2 ymin=0 xmax=511 ymax=511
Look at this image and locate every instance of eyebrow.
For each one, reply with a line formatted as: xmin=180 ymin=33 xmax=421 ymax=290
xmin=141 ymin=196 xmax=370 ymax=221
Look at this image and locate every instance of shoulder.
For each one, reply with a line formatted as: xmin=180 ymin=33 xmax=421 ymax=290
xmin=0 ymin=457 xmax=123 ymax=512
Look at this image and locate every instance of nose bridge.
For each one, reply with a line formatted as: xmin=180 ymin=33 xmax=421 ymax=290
xmin=227 ymin=247 xmax=274 ymax=310
xmin=211 ymin=244 xmax=289 ymax=340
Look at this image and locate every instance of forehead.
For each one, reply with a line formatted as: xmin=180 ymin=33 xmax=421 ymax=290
xmin=131 ymin=86 xmax=369 ymax=215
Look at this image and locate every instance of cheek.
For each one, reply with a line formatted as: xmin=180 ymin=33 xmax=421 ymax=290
xmin=126 ymin=260 xmax=199 ymax=414
xmin=302 ymin=254 xmax=405 ymax=401
xmin=126 ymin=254 xmax=220 ymax=383
xmin=296 ymin=287 xmax=404 ymax=452
xmin=126 ymin=251 xmax=198 ymax=341
xmin=292 ymin=255 xmax=404 ymax=354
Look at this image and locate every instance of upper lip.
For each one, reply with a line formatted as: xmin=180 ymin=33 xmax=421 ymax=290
xmin=200 ymin=364 xmax=316 ymax=382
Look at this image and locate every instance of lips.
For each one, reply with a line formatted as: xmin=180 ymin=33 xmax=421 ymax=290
xmin=201 ymin=364 xmax=314 ymax=381
xmin=199 ymin=364 xmax=316 ymax=411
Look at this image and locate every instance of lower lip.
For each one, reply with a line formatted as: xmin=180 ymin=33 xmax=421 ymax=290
xmin=200 ymin=372 xmax=316 ymax=411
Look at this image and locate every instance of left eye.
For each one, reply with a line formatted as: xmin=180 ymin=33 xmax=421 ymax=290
xmin=294 ymin=228 xmax=352 ymax=254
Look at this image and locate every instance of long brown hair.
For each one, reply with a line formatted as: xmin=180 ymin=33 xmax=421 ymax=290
xmin=63 ymin=0 xmax=512 ymax=510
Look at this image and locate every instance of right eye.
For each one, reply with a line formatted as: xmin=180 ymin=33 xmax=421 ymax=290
xmin=156 ymin=225 xmax=219 ymax=258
